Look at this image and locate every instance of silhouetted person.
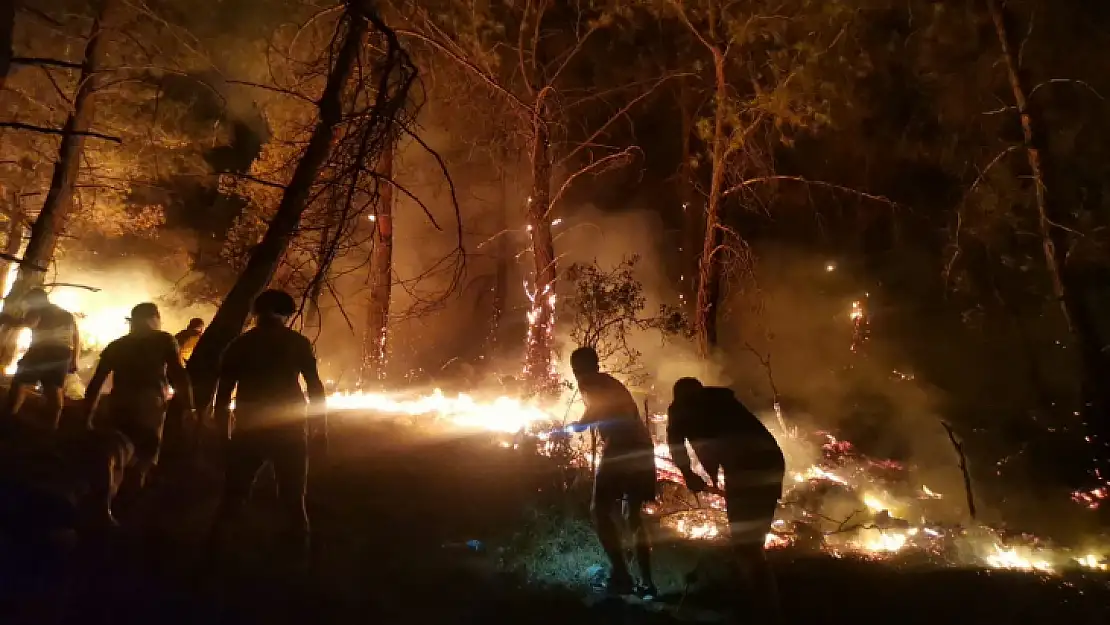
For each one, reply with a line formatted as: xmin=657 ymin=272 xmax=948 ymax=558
xmin=667 ymin=377 xmax=785 ymax=623
xmin=82 ymin=302 xmax=195 ymax=521
xmin=209 ymin=290 xmax=327 ymax=560
xmin=174 ymin=317 xmax=205 ymax=364
xmin=569 ymin=346 xmax=658 ymax=597
xmin=1 ymin=288 xmax=80 ymax=429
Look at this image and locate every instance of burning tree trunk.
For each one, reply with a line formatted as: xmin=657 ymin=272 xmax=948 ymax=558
xmin=360 ymin=140 xmax=394 ymax=387
xmin=986 ymin=0 xmax=1110 ymax=468
xmin=188 ymin=6 xmax=369 ymax=410
xmin=0 ymin=0 xmax=114 ymax=365
xmin=523 ymin=100 xmax=559 ymax=396
xmin=693 ymin=49 xmax=729 ymax=357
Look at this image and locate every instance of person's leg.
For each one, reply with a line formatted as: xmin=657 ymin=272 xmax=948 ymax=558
xmin=41 ymin=384 xmax=64 ymax=430
xmin=208 ymin=435 xmax=266 ymax=551
xmin=723 ymin=475 xmax=784 ymax=624
xmin=624 ymin=495 xmax=657 ymax=594
xmin=2 ymin=381 xmax=30 ymax=421
xmin=591 ymin=464 xmax=632 ymax=591
xmin=272 ymin=426 xmax=310 ymax=559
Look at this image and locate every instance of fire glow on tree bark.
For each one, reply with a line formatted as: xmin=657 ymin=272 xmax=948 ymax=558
xmin=361 ymin=140 xmax=394 ymax=386
xmin=188 ymin=5 xmax=369 ymax=410
xmin=693 ymin=43 xmax=729 ymax=358
xmin=522 ymin=94 xmax=559 ymax=397
xmin=0 ymin=0 xmax=115 ymax=365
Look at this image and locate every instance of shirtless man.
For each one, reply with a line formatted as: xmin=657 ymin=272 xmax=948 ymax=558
xmin=569 ymin=346 xmax=658 ymax=597
xmin=208 ymin=290 xmax=327 ymax=559
xmin=82 ymin=302 xmax=195 ymax=518
xmin=1 ymin=288 xmax=80 ymax=429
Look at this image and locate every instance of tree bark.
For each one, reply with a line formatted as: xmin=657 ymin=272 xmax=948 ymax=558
xmin=488 ymin=149 xmax=510 ymax=355
xmin=360 ymin=140 xmax=394 ymax=387
xmin=188 ymin=8 xmax=368 ymax=410
xmin=0 ymin=1 xmax=14 ymax=94
xmin=0 ymin=192 xmax=23 ymax=293
xmin=0 ymin=0 xmax=114 ymax=366
xmin=986 ymin=0 xmax=1110 ymax=466
xmin=693 ymin=49 xmax=728 ymax=357
xmin=523 ymin=99 xmax=558 ymax=396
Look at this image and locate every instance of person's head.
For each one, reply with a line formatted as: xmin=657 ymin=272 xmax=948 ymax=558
xmin=672 ymin=377 xmax=704 ymax=404
xmin=253 ymin=289 xmax=296 ymax=324
xmin=187 ymin=317 xmax=205 ymax=333
xmin=129 ymin=302 xmax=162 ymax=332
xmin=569 ymin=346 xmax=600 ymax=378
xmin=24 ymin=288 xmax=49 ymax=309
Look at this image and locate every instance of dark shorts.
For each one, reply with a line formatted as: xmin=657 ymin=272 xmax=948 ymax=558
xmin=593 ymin=449 xmax=657 ymax=507
xmin=13 ymin=345 xmax=72 ymax=389
xmin=105 ymin=392 xmax=167 ymax=469
xmin=722 ymin=469 xmax=784 ymax=546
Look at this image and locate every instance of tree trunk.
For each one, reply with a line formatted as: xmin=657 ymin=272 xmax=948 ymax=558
xmin=360 ymin=140 xmax=394 ymax=387
xmin=188 ymin=9 xmax=367 ymax=410
xmin=488 ymin=149 xmax=510 ymax=355
xmin=0 ymin=1 xmax=14 ymax=94
xmin=0 ymin=0 xmax=114 ymax=366
xmin=693 ymin=49 xmax=728 ymax=357
xmin=676 ymin=79 xmax=701 ymax=313
xmin=307 ymin=222 xmax=330 ymax=331
xmin=523 ymin=103 xmax=558 ymax=396
xmin=0 ymin=192 xmax=23 ymax=293
xmin=986 ymin=0 xmax=1110 ymax=467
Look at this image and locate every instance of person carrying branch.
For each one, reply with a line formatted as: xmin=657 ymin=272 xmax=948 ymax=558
xmin=667 ymin=377 xmax=785 ymax=623
xmin=82 ymin=302 xmax=195 ymax=520
xmin=568 ymin=346 xmax=659 ymax=598
xmin=208 ymin=289 xmax=327 ymax=562
xmin=0 ymin=288 xmax=80 ymax=430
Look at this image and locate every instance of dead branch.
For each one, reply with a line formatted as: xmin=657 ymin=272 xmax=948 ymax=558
xmin=10 ymin=57 xmax=84 ymax=70
xmin=940 ymin=421 xmax=977 ymax=521
xmin=722 ymin=175 xmax=898 ymax=207
xmin=0 ymin=122 xmax=122 ymax=143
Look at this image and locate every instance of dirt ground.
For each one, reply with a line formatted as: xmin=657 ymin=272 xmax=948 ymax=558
xmin=0 ymin=410 xmax=1108 ymax=625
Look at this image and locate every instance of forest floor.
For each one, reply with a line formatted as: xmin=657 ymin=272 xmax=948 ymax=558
xmin=1 ymin=410 xmax=1109 ymax=625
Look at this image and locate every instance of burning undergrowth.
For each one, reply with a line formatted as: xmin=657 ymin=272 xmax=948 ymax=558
xmin=323 ymin=388 xmax=1110 ymax=578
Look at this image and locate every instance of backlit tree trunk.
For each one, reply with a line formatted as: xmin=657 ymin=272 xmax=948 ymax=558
xmin=188 ymin=8 xmax=367 ymax=410
xmin=986 ymin=0 xmax=1110 ymax=470
xmin=360 ymin=141 xmax=394 ymax=386
xmin=0 ymin=0 xmax=114 ymax=366
xmin=0 ymin=194 xmax=23 ymax=290
xmin=693 ymin=49 xmax=728 ymax=357
xmin=523 ymin=100 xmax=558 ymax=396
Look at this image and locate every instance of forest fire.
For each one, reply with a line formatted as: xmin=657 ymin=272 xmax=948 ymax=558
xmin=320 ymin=388 xmax=1109 ymax=576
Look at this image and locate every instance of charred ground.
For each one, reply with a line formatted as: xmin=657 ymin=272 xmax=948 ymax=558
xmin=1 ymin=408 xmax=1107 ymax=625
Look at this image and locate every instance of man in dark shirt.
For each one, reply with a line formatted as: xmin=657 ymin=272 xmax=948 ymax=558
xmin=82 ymin=302 xmax=195 ymax=519
xmin=569 ymin=346 xmax=658 ymax=597
xmin=209 ymin=289 xmax=326 ymax=558
xmin=667 ymin=377 xmax=784 ymax=623
xmin=1 ymin=288 xmax=80 ymax=429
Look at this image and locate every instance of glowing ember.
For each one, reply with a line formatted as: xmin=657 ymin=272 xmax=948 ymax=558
xmin=985 ymin=546 xmax=1053 ymax=572
xmin=326 ymin=388 xmax=556 ymax=433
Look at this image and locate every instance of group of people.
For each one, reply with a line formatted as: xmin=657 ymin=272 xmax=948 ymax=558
xmin=0 ymin=286 xmax=784 ymax=612
xmin=0 ymin=287 xmax=327 ymax=557
xmin=569 ymin=346 xmax=785 ymax=620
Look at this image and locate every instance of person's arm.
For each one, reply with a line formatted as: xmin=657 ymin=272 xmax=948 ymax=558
xmin=213 ymin=344 xmax=239 ymax=440
xmin=82 ymin=350 xmax=112 ymax=429
xmin=667 ymin=403 xmax=706 ymax=491
xmin=299 ymin=338 xmax=327 ymax=436
xmin=164 ymin=335 xmax=194 ymax=412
